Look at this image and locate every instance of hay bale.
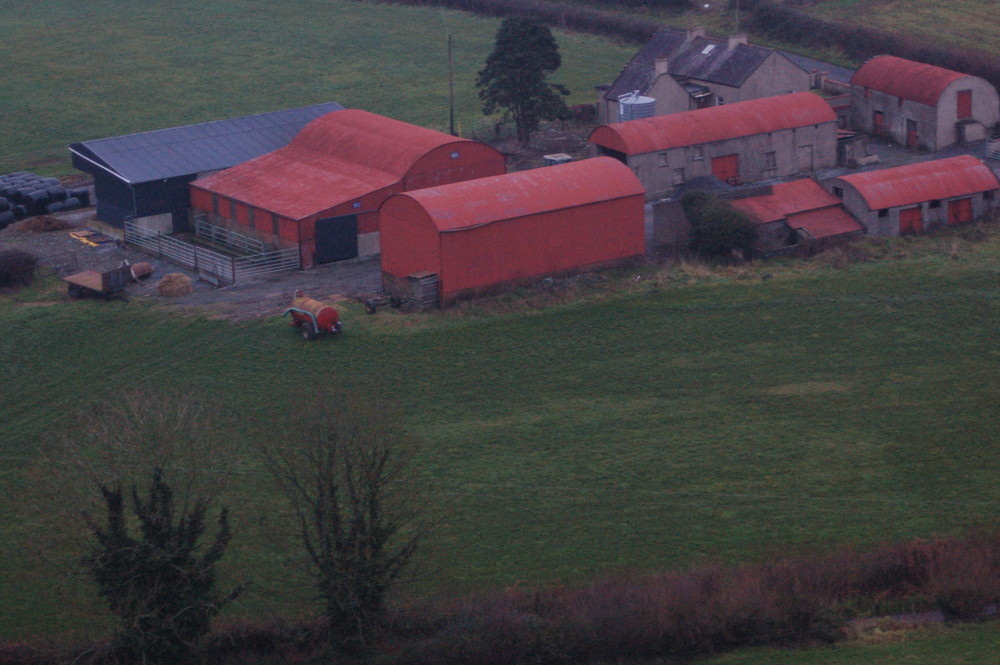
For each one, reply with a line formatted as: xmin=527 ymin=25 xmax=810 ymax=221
xmin=157 ymin=273 xmax=192 ymax=297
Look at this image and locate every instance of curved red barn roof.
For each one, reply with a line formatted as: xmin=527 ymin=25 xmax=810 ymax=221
xmin=193 ymin=110 xmax=479 ymax=220
xmin=838 ymin=155 xmax=1000 ymax=210
xmin=387 ymin=157 xmax=645 ymax=232
xmin=589 ymin=92 xmax=835 ymax=155
xmin=850 ymin=55 xmax=967 ymax=106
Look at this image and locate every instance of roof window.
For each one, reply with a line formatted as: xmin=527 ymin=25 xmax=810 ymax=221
xmin=701 ymin=44 xmax=716 ymax=55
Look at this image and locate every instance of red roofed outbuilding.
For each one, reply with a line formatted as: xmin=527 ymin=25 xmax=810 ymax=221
xmin=822 ymin=155 xmax=1000 ymax=236
xmin=729 ymin=179 xmax=863 ymax=253
xmin=379 ymin=157 xmax=646 ymax=306
xmin=849 ymin=55 xmax=999 ymax=150
xmin=189 ymin=110 xmax=505 ymax=267
xmin=589 ymin=92 xmax=837 ymax=197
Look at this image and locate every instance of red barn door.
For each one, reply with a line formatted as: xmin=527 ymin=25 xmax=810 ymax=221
xmin=899 ymin=206 xmax=923 ymax=235
xmin=711 ymin=154 xmax=739 ymax=183
xmin=947 ymin=198 xmax=972 ymax=225
xmin=873 ymin=110 xmax=885 ymax=136
xmin=957 ymin=90 xmax=972 ymax=119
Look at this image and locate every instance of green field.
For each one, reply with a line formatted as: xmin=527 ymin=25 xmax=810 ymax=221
xmin=2 ymin=225 xmax=999 ymax=641
xmin=0 ymin=0 xmax=634 ymax=174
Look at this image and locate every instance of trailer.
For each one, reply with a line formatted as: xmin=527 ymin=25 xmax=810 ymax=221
xmin=283 ymin=290 xmax=342 ymax=340
xmin=63 ymin=263 xmax=131 ymax=299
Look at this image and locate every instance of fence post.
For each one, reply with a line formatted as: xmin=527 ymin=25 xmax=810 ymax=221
xmin=232 ymin=257 xmax=237 ymax=285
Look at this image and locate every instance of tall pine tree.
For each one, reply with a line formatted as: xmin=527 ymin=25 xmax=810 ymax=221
xmin=476 ymin=17 xmax=570 ymax=145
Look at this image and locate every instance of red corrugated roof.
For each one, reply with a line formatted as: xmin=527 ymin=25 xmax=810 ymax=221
xmin=193 ymin=110 xmax=477 ymax=220
xmin=850 ymin=55 xmax=967 ymax=107
xmin=837 ymin=155 xmax=1000 ymax=210
xmin=589 ymin=92 xmax=835 ymax=155
xmin=731 ymin=179 xmax=841 ymax=224
xmin=385 ymin=157 xmax=645 ymax=232
xmin=787 ymin=207 xmax=863 ymax=239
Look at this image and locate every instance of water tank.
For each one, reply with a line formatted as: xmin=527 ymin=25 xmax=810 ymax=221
xmin=618 ymin=90 xmax=656 ymax=121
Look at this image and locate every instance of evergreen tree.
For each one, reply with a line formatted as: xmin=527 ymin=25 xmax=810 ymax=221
xmin=476 ymin=17 xmax=570 ymax=144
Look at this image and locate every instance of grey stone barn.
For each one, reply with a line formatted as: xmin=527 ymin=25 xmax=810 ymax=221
xmin=589 ymin=92 xmax=838 ymax=198
xmin=849 ymin=55 xmax=999 ymax=150
xmin=597 ymin=27 xmax=810 ymax=124
xmin=822 ymin=155 xmax=1000 ymax=236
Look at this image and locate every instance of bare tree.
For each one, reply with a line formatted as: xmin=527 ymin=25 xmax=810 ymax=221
xmin=261 ymin=393 xmax=427 ymax=653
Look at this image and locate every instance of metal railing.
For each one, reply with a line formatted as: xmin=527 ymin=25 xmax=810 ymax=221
xmin=194 ymin=217 xmax=266 ymax=254
xmin=124 ymin=222 xmax=299 ymax=285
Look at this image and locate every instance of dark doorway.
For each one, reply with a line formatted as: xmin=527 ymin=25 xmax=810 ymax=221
xmin=315 ymin=214 xmax=358 ymax=264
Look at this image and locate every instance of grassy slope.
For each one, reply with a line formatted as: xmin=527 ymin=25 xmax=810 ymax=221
xmin=2 ymin=227 xmax=999 ymax=640
xmin=0 ymin=0 xmax=633 ymax=174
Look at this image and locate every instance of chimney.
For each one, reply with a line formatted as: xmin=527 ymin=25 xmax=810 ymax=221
xmin=654 ymin=57 xmax=669 ymax=77
xmin=686 ymin=26 xmax=706 ymax=43
xmin=727 ymin=34 xmax=748 ymax=50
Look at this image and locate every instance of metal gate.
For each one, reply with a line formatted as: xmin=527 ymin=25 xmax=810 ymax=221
xmin=315 ymin=214 xmax=358 ymax=264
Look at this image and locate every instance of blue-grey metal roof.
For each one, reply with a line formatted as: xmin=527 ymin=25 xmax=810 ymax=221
xmin=669 ymin=37 xmax=773 ymax=88
xmin=69 ymin=102 xmax=344 ymax=184
xmin=781 ymin=52 xmax=855 ymax=84
xmin=605 ymin=28 xmax=688 ymax=101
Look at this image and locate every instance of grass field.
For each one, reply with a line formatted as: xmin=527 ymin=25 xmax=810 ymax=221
xmin=0 ymin=0 xmax=634 ymax=174
xmin=2 ymin=224 xmax=999 ymax=641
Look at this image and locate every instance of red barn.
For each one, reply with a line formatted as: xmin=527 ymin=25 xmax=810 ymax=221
xmin=379 ymin=157 xmax=646 ymax=306
xmin=189 ymin=110 xmax=505 ymax=267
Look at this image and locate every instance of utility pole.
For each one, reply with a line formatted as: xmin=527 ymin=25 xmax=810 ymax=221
xmin=448 ymin=34 xmax=456 ymax=136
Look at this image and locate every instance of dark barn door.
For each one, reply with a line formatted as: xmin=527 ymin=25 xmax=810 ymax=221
xmin=315 ymin=214 xmax=358 ymax=264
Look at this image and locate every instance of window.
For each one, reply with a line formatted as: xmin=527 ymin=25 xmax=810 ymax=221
xmin=691 ymin=146 xmax=704 ymax=161
xmin=929 ymin=199 xmax=941 ymax=209
xmin=833 ymin=186 xmax=843 ymax=198
xmin=716 ymin=96 xmax=725 ymax=106
xmin=878 ymin=209 xmax=888 ymax=218
xmin=985 ymin=190 xmax=995 ymax=201
xmin=658 ymin=151 xmax=669 ymax=167
xmin=272 ymin=213 xmax=279 ymax=236
xmin=672 ymin=167 xmax=685 ymax=185
xmin=764 ymin=151 xmax=776 ymax=170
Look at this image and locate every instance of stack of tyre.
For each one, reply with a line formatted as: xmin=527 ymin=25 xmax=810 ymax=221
xmin=0 ymin=171 xmax=91 ymax=230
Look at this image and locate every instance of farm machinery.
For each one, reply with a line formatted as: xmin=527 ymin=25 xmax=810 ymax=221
xmin=283 ymin=289 xmax=343 ymax=340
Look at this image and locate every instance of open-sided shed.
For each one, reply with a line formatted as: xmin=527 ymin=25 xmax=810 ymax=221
xmin=379 ymin=157 xmax=646 ymax=305
xmin=69 ymin=103 xmax=344 ymax=234
xmin=822 ymin=155 xmax=1000 ymax=236
xmin=189 ymin=110 xmax=506 ymax=267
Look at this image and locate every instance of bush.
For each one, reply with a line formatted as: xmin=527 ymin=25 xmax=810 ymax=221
xmin=681 ymin=190 xmax=757 ymax=260
xmin=0 ymin=249 xmax=38 ymax=287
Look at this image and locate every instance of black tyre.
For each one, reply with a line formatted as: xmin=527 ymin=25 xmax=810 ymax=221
xmin=364 ymin=301 xmax=377 ymax=315
xmin=301 ymin=321 xmax=318 ymax=340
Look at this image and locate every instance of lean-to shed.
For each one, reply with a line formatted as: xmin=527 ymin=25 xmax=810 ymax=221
xmin=822 ymin=155 xmax=1000 ymax=236
xmin=589 ymin=92 xmax=837 ymax=197
xmin=849 ymin=55 xmax=999 ymax=150
xmin=69 ymin=103 xmax=344 ymax=234
xmin=190 ymin=110 xmax=506 ymax=267
xmin=379 ymin=157 xmax=646 ymax=305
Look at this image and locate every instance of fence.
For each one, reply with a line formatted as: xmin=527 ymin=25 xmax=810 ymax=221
xmin=986 ymin=138 xmax=1000 ymax=161
xmin=124 ymin=222 xmax=299 ymax=285
xmin=194 ymin=216 xmax=266 ymax=254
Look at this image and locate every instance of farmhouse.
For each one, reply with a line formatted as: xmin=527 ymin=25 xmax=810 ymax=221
xmin=597 ymin=27 xmax=811 ymax=123
xmin=68 ymin=103 xmax=344 ymax=234
xmin=589 ymin=92 xmax=838 ymax=197
xmin=729 ymin=179 xmax=863 ymax=253
xmin=822 ymin=155 xmax=1000 ymax=236
xmin=189 ymin=110 xmax=505 ymax=268
xmin=378 ymin=157 xmax=645 ymax=306
xmin=849 ymin=55 xmax=1000 ymax=150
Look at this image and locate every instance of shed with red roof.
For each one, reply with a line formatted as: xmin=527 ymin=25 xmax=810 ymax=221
xmin=189 ymin=110 xmax=505 ymax=267
xmin=589 ymin=92 xmax=837 ymax=197
xmin=849 ymin=55 xmax=999 ymax=150
xmin=729 ymin=179 xmax=863 ymax=253
xmin=379 ymin=157 xmax=645 ymax=306
xmin=822 ymin=155 xmax=1000 ymax=236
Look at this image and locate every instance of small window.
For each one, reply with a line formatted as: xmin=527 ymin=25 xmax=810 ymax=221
xmin=717 ymin=97 xmax=725 ymax=106
xmin=353 ymin=201 xmax=362 ymax=209
xmin=929 ymin=199 xmax=941 ymax=209
xmin=672 ymin=167 xmax=685 ymax=185
xmin=878 ymin=209 xmax=889 ymax=218
xmin=272 ymin=213 xmax=280 ymax=236
xmin=833 ymin=186 xmax=843 ymax=198
xmin=450 ymin=151 xmax=459 ymax=159
xmin=764 ymin=151 xmax=776 ymax=169
xmin=691 ymin=146 xmax=704 ymax=161
xmin=985 ymin=190 xmax=995 ymax=201
xmin=658 ymin=151 xmax=669 ymax=167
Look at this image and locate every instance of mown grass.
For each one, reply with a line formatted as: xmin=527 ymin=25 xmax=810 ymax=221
xmin=2 ymin=223 xmax=999 ymax=641
xmin=0 ymin=0 xmax=634 ymax=175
